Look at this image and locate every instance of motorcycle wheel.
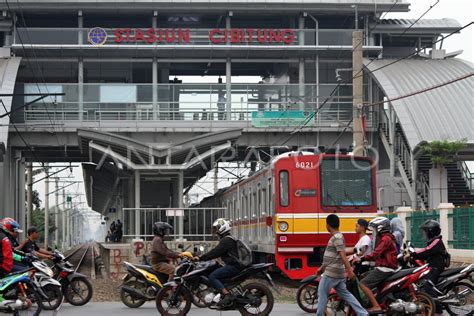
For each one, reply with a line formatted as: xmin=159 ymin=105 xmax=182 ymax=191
xmin=192 ymin=283 xmax=212 ymax=308
xmin=445 ymin=282 xmax=474 ymax=316
xmin=413 ymin=292 xmax=435 ymax=316
xmin=64 ymin=277 xmax=93 ymax=306
xmin=156 ymin=285 xmax=192 ymax=316
xmin=296 ymin=283 xmax=319 ymax=313
xmin=238 ymin=282 xmax=274 ymax=316
xmin=325 ymin=294 xmax=349 ymax=316
xmin=40 ymin=284 xmax=64 ymax=310
xmin=120 ymin=280 xmax=147 ymax=308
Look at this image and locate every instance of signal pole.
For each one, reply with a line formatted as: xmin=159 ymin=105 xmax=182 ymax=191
xmin=26 ymin=163 xmax=33 ymax=231
xmin=55 ymin=178 xmax=59 ymax=248
xmin=352 ymin=30 xmax=365 ymax=156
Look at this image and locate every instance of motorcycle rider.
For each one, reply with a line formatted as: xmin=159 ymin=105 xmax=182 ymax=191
xmin=354 ymin=217 xmax=398 ymax=313
xmin=405 ymin=219 xmax=447 ymax=315
xmin=150 ymin=222 xmax=186 ymax=281
xmin=16 ymin=226 xmax=54 ymax=260
xmin=346 ymin=218 xmax=372 ymax=276
xmin=194 ymin=218 xmax=241 ymax=307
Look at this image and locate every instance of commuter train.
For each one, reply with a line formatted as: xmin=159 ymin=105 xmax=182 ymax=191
xmin=198 ymin=152 xmax=378 ymax=280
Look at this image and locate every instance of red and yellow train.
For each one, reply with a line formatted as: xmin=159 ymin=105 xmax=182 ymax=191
xmin=198 ymin=152 xmax=378 ymax=280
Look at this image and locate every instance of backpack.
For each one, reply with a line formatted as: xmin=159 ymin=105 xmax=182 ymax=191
xmin=226 ymin=236 xmax=253 ymax=267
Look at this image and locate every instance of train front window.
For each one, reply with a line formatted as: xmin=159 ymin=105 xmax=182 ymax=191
xmin=279 ymin=170 xmax=289 ymax=207
xmin=320 ymin=159 xmax=373 ymax=207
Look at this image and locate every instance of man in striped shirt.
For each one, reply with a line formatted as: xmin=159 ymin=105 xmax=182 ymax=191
xmin=315 ymin=214 xmax=368 ymax=316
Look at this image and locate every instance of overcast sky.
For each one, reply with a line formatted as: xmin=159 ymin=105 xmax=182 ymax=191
xmin=34 ymin=0 xmax=474 ymax=222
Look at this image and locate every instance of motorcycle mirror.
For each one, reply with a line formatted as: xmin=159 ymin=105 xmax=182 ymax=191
xmin=199 ymin=246 xmax=205 ymax=252
xmin=409 ymin=246 xmax=415 ymax=253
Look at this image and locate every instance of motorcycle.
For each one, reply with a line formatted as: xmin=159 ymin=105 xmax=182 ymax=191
xmin=0 ymin=268 xmax=43 ymax=316
xmin=120 ymin=252 xmax=211 ymax=308
xmin=402 ymin=243 xmax=474 ymax=316
xmin=155 ymin=260 xmax=277 ymax=316
xmin=325 ymin=264 xmax=436 ymax=315
xmin=28 ymin=258 xmax=63 ymax=310
xmin=296 ymin=273 xmax=320 ymax=313
xmin=51 ymin=250 xmax=93 ymax=306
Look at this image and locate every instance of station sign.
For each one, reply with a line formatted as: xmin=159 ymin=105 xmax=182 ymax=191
xmin=88 ymin=27 xmax=297 ymax=46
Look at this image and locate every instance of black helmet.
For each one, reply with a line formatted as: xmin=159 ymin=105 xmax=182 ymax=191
xmin=420 ymin=219 xmax=441 ymax=240
xmin=153 ymin=222 xmax=173 ymax=236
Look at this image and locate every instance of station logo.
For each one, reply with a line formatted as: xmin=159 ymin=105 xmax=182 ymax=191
xmin=88 ymin=27 xmax=108 ymax=46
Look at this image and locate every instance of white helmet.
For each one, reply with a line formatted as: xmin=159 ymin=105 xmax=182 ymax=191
xmin=212 ymin=218 xmax=231 ymax=236
xmin=369 ymin=217 xmax=391 ymax=234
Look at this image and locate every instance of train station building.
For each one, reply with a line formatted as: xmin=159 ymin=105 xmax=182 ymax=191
xmin=0 ymin=0 xmax=472 ymax=262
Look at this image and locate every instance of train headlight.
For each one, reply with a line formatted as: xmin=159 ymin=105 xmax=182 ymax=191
xmin=278 ymin=221 xmax=289 ymax=232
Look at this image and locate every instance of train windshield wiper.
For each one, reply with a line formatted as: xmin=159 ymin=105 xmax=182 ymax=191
xmin=325 ymin=190 xmax=341 ymax=210
xmin=344 ymin=190 xmax=362 ymax=211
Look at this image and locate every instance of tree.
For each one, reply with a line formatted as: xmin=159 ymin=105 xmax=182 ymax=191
xmin=30 ymin=208 xmax=56 ymax=241
xmin=420 ymin=138 xmax=467 ymax=166
xmin=25 ymin=189 xmax=42 ymax=210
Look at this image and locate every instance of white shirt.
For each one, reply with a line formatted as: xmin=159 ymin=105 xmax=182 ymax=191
xmin=354 ymin=235 xmax=372 ymax=265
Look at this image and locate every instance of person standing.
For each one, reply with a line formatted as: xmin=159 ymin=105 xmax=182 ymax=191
xmin=315 ymin=214 xmax=368 ymax=316
xmin=115 ymin=220 xmax=123 ymax=242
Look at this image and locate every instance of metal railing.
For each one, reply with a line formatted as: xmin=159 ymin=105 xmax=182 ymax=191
xmin=14 ymin=27 xmax=356 ymax=46
xmin=122 ymin=207 xmax=226 ymax=241
xmin=448 ymin=207 xmax=474 ymax=250
xmin=458 ymin=161 xmax=474 ymax=193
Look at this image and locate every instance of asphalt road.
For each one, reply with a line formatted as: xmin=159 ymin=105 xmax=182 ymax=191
xmin=37 ymin=302 xmax=306 ymax=316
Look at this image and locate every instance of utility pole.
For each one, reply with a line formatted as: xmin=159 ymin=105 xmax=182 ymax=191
xmin=54 ymin=178 xmax=59 ymax=249
xmin=44 ymin=163 xmax=49 ymax=247
xmin=26 ymin=163 xmax=33 ymax=231
xmin=62 ymin=189 xmax=66 ymax=250
xmin=352 ymin=30 xmax=365 ymax=156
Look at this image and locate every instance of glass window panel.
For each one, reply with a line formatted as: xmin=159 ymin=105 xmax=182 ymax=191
xmin=100 ymin=85 xmax=137 ymax=103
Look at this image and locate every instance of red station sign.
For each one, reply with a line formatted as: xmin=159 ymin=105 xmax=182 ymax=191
xmin=112 ymin=28 xmax=297 ymax=45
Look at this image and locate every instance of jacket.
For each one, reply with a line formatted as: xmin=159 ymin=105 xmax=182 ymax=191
xmin=363 ymin=232 xmax=398 ymax=269
xmin=0 ymin=231 xmax=13 ymax=274
xmin=150 ymin=235 xmax=180 ymax=264
xmin=199 ymin=234 xmax=239 ymax=266
xmin=412 ymin=235 xmax=446 ymax=273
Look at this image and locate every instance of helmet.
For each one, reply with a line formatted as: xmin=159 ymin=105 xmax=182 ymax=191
xmin=420 ymin=219 xmax=441 ymax=240
xmin=152 ymin=222 xmax=173 ymax=236
xmin=1 ymin=217 xmax=23 ymax=234
xmin=368 ymin=217 xmax=391 ymax=234
xmin=212 ymin=218 xmax=231 ymax=236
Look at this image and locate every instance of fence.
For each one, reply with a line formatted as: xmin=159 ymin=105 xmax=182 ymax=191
xmin=406 ymin=210 xmax=439 ymax=248
xmin=122 ymin=208 xmax=226 ymax=241
xmin=448 ymin=207 xmax=474 ymax=250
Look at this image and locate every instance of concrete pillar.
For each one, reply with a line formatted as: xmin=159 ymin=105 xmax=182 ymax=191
xmin=395 ymin=206 xmax=412 ymax=243
xmin=298 ymin=15 xmax=305 ymax=111
xmin=26 ymin=163 xmax=33 ymax=231
xmin=226 ymin=14 xmax=232 ymax=119
xmin=78 ymin=11 xmax=84 ymax=121
xmin=437 ymin=203 xmax=454 ymax=250
xmin=177 ymin=171 xmax=184 ymax=241
xmin=429 ymin=166 xmax=448 ymax=209
xmin=16 ymin=157 xmax=26 ymax=232
xmin=44 ymin=164 xmax=49 ymax=247
xmin=134 ymin=170 xmax=140 ymax=238
xmin=62 ymin=189 xmax=66 ymax=249
xmin=152 ymin=13 xmax=158 ymax=120
xmin=54 ymin=179 xmax=59 ymax=248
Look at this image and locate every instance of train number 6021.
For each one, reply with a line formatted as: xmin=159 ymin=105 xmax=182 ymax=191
xmin=295 ymin=161 xmax=314 ymax=169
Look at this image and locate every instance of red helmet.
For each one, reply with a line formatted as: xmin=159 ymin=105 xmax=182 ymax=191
xmin=1 ymin=217 xmax=23 ymax=234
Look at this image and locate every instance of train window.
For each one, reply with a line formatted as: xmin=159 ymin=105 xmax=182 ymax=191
xmin=284 ymin=258 xmax=302 ymax=270
xmin=279 ymin=171 xmax=289 ymax=207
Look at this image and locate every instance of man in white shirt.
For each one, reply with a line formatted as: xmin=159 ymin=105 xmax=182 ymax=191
xmin=346 ymin=219 xmax=372 ymax=275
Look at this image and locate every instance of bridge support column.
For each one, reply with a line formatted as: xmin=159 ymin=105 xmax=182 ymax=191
xmin=134 ymin=170 xmax=141 ymax=239
xmin=177 ymin=171 xmax=184 ymax=241
xmin=429 ymin=166 xmax=448 ymax=209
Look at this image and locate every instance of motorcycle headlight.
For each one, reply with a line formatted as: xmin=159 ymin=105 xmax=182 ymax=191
xmin=278 ymin=221 xmax=289 ymax=232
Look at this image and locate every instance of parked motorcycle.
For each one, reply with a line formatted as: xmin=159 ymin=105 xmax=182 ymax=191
xmin=51 ymin=250 xmax=93 ymax=306
xmin=0 ymin=269 xmax=43 ymax=315
xmin=326 ymin=264 xmax=435 ymax=315
xmin=155 ymin=260 xmax=277 ymax=316
xmin=296 ymin=273 xmax=319 ymax=313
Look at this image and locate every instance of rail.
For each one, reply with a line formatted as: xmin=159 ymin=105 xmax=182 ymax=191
xmin=122 ymin=207 xmax=226 ymax=241
xmin=66 ymin=243 xmax=93 ymax=275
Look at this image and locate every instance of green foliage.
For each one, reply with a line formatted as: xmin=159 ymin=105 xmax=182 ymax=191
xmin=421 ymin=138 xmax=468 ymax=165
xmin=30 ymin=208 xmax=57 ymax=239
xmin=25 ymin=189 xmax=42 ymax=210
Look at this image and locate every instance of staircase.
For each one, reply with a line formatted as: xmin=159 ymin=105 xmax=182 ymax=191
xmin=379 ymin=111 xmax=474 ymax=208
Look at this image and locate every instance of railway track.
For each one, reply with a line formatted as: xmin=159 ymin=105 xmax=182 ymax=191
xmin=65 ymin=242 xmax=98 ymax=279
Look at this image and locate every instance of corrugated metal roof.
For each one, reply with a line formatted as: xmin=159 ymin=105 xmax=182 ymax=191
xmin=371 ymin=18 xmax=461 ymax=33
xmin=364 ymin=58 xmax=474 ymax=149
